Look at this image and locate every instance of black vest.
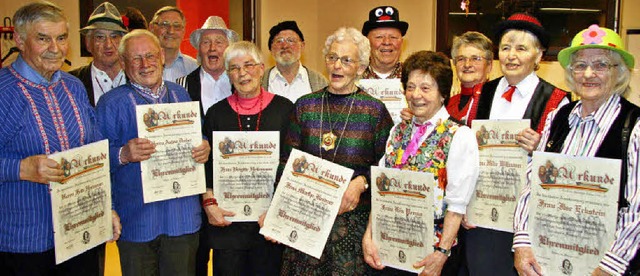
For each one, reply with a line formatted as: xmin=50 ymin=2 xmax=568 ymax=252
xmin=545 ymin=97 xmax=640 ymax=273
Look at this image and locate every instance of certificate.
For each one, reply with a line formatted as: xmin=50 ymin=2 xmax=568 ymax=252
xmin=212 ymin=131 xmax=279 ymax=222
xmin=358 ymin=79 xmax=406 ymax=124
xmin=467 ymin=119 xmax=529 ymax=232
xmin=49 ymin=140 xmax=112 ymax=264
xmin=371 ymin=166 xmax=434 ymax=273
xmin=136 ymin=101 xmax=205 ymax=203
xmin=530 ymin=152 xmax=620 ymax=275
xmin=260 ymin=149 xmax=353 ymax=259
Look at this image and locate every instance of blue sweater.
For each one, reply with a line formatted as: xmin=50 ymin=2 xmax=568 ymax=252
xmin=95 ymin=81 xmax=201 ymax=242
xmin=0 ymin=56 xmax=102 ymax=252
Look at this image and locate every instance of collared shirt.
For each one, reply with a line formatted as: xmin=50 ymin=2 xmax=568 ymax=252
xmin=513 ymin=94 xmax=640 ymax=275
xmin=163 ymin=51 xmax=198 ymax=82
xmin=361 ymin=62 xmax=402 ymax=79
xmin=200 ymin=68 xmax=232 ymax=113
xmin=489 ymin=72 xmax=540 ymax=119
xmin=90 ymin=63 xmax=126 ymax=103
xmin=268 ymin=64 xmax=312 ymax=102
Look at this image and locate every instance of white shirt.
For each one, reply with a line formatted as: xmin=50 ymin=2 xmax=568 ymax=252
xmin=200 ymin=68 xmax=232 ymax=113
xmin=488 ymin=72 xmax=540 ymax=119
xmin=90 ymin=63 xmax=126 ymax=104
xmin=268 ymin=64 xmax=312 ymax=102
xmin=164 ymin=51 xmax=198 ymax=82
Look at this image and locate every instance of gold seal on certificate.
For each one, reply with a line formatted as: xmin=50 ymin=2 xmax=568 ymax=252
xmin=467 ymin=119 xmax=529 ymax=232
xmin=260 ymin=149 xmax=353 ymax=259
xmin=212 ymin=131 xmax=279 ymax=222
xmin=136 ymin=101 xmax=206 ymax=203
xmin=49 ymin=140 xmax=112 ymax=264
xmin=358 ymin=79 xmax=406 ymax=124
xmin=529 ymin=152 xmax=620 ymax=275
xmin=370 ymin=166 xmax=434 ymax=273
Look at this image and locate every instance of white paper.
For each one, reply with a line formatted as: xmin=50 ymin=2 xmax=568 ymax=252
xmin=358 ymin=79 xmax=407 ymax=124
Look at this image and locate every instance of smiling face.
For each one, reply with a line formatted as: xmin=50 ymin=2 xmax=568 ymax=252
xmin=149 ymin=11 xmax=185 ymax=51
xmin=121 ymin=35 xmax=165 ymax=91
xmin=86 ymin=29 xmax=123 ymax=69
xmin=325 ymin=40 xmax=363 ymax=95
xmin=455 ymin=44 xmax=492 ymax=87
xmin=571 ymin=48 xmax=617 ymax=107
xmin=227 ymin=54 xmax=264 ymax=98
xmin=498 ymin=30 xmax=543 ymax=85
xmin=405 ymin=70 xmax=444 ymax=123
xmin=15 ymin=20 xmax=69 ymax=80
xmin=270 ymin=30 xmax=304 ymax=67
xmin=367 ymin=27 xmax=403 ymax=71
xmin=198 ymin=29 xmax=229 ymax=78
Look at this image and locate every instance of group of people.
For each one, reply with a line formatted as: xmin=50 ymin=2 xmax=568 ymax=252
xmin=0 ymin=1 xmax=639 ymax=276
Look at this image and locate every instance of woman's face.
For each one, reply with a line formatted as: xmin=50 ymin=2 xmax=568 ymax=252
xmin=325 ymin=40 xmax=363 ymax=94
xmin=405 ymin=70 xmax=443 ymax=123
xmin=227 ymin=54 xmax=264 ymax=98
xmin=498 ymin=30 xmax=543 ymax=85
xmin=454 ymin=44 xmax=492 ymax=88
xmin=570 ymin=48 xmax=617 ymax=105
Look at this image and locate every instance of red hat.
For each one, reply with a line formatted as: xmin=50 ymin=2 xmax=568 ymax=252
xmin=494 ymin=13 xmax=549 ymax=49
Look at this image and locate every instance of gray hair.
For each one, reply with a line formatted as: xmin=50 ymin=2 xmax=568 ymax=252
xmin=223 ymin=41 xmax=263 ymax=70
xmin=151 ymin=6 xmax=185 ymax=24
xmin=118 ymin=29 xmax=161 ymax=57
xmin=500 ymin=29 xmax=543 ymax=70
xmin=564 ymin=49 xmax=632 ymax=96
xmin=323 ymin=27 xmax=371 ymax=68
xmin=452 ymin=31 xmax=494 ymax=61
xmin=13 ymin=1 xmax=67 ymax=40
xmin=194 ymin=30 xmax=237 ymax=64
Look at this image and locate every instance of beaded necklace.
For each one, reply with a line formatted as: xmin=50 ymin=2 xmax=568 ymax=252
xmin=234 ymin=90 xmax=263 ymax=131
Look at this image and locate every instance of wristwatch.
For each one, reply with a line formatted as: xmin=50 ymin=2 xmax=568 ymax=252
xmin=433 ymin=246 xmax=451 ymax=257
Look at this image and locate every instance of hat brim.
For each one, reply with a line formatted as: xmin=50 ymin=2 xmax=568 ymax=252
xmin=362 ymin=21 xmax=408 ymax=36
xmin=190 ymin=28 xmax=240 ymax=48
xmin=494 ymin=21 xmax=549 ymax=49
xmin=80 ymin=22 xmax=128 ymax=35
xmin=558 ymin=44 xmax=635 ymax=69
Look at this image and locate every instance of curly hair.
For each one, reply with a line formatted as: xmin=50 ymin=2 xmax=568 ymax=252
xmin=401 ymin=51 xmax=453 ymax=104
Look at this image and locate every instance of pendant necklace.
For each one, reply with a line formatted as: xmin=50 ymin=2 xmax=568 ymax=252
xmin=319 ymin=90 xmax=357 ymax=161
xmin=234 ymin=91 xmax=263 ymax=131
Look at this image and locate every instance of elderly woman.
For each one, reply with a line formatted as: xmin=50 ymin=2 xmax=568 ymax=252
xmin=363 ymin=51 xmax=479 ymax=275
xmin=280 ymin=27 xmax=393 ymax=275
xmin=201 ymin=41 xmax=294 ymax=275
xmin=446 ymin=31 xmax=493 ymax=125
xmin=463 ymin=13 xmax=570 ymax=275
xmin=513 ymin=25 xmax=640 ymax=276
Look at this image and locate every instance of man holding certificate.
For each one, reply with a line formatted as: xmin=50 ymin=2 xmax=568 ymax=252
xmin=513 ymin=25 xmax=640 ymax=276
xmin=95 ymin=29 xmax=210 ymax=275
xmin=362 ymin=51 xmax=479 ymax=275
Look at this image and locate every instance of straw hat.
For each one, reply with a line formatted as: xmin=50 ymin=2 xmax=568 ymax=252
xmin=189 ymin=16 xmax=239 ymax=48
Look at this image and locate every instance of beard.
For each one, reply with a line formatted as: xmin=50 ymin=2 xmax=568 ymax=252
xmin=274 ymin=51 xmax=301 ymax=67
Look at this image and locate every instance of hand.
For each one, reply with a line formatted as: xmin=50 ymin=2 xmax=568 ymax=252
xmin=19 ymin=155 xmax=63 ymax=184
xmin=120 ymin=138 xmax=155 ymax=163
xmin=203 ymin=204 xmax=234 ymax=227
xmin=400 ymin=107 xmax=414 ymax=122
xmin=514 ymin=247 xmax=543 ymax=276
xmin=109 ymin=210 xmax=122 ymax=242
xmin=192 ymin=140 xmax=210 ymax=164
xmin=338 ymin=176 xmax=365 ymax=215
xmin=591 ymin=267 xmax=612 ymax=276
xmin=414 ymin=251 xmax=448 ymax=276
xmin=258 ymin=212 xmax=281 ymax=244
xmin=516 ymin=128 xmax=541 ymax=154
xmin=363 ymin=223 xmax=384 ymax=270
xmin=461 ymin=214 xmax=476 ymax=230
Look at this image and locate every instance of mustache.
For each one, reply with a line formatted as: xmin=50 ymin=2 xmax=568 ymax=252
xmin=42 ymin=51 xmax=63 ymax=59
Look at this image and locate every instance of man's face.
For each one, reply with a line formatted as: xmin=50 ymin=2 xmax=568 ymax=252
xmin=270 ymin=30 xmax=304 ymax=67
xmin=121 ymin=35 xmax=165 ymax=90
xmin=86 ymin=29 xmax=123 ymax=68
xmin=15 ymin=20 xmax=69 ymax=80
xmin=198 ymin=29 xmax=229 ymax=77
xmin=367 ymin=27 xmax=403 ymax=69
xmin=149 ymin=11 xmax=185 ymax=51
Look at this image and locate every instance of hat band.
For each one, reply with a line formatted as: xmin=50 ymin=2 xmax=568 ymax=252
xmin=87 ymin=17 xmax=126 ymax=30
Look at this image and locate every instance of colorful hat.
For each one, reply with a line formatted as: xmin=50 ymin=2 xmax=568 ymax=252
xmin=558 ymin=24 xmax=634 ymax=69
xmin=80 ymin=2 xmax=128 ymax=34
xmin=189 ymin=16 xmax=239 ymax=48
xmin=361 ymin=6 xmax=409 ymax=36
xmin=494 ymin=13 xmax=549 ymax=49
xmin=268 ymin=21 xmax=304 ymax=50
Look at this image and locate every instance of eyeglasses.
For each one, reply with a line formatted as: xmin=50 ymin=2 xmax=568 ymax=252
xmin=127 ymin=52 xmax=161 ymax=66
xmin=153 ymin=21 xmax=184 ymax=31
xmin=454 ymin=55 xmax=487 ymax=65
xmin=228 ymin=63 xmax=260 ymax=74
xmin=325 ymin=54 xmax=356 ymax=67
xmin=273 ymin=37 xmax=299 ymax=46
xmin=570 ymin=61 xmax=618 ymax=73
xmin=92 ymin=32 xmax=123 ymax=44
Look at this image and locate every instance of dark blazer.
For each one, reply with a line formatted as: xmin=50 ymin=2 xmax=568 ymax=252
xmin=68 ymin=64 xmax=96 ymax=106
xmin=176 ymin=66 xmax=204 ymax=116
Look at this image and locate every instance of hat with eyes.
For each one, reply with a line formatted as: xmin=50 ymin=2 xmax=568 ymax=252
xmin=557 ymin=24 xmax=634 ymax=69
xmin=80 ymin=2 xmax=128 ymax=35
xmin=361 ymin=6 xmax=409 ymax=37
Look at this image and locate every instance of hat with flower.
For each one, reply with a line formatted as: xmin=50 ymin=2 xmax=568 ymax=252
xmin=558 ymin=24 xmax=634 ymax=69
xmin=494 ymin=13 xmax=549 ymax=49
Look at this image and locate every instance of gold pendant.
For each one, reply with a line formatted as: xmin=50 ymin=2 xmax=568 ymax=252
xmin=321 ymin=132 xmax=337 ymax=151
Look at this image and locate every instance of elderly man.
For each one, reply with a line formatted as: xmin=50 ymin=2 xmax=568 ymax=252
xmin=149 ymin=6 xmax=198 ymax=82
xmin=0 ymin=2 xmax=118 ymax=275
xmin=361 ymin=5 xmax=408 ymax=79
xmin=69 ymin=2 xmax=127 ymax=106
xmin=261 ymin=21 xmax=327 ymax=102
xmin=95 ymin=29 xmax=210 ymax=275
xmin=176 ymin=16 xmax=238 ymax=117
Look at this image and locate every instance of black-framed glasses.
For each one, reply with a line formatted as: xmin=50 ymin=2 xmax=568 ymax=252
xmin=454 ymin=55 xmax=486 ymax=65
xmin=228 ymin=63 xmax=260 ymax=74
xmin=325 ymin=54 xmax=356 ymax=67
xmin=570 ymin=60 xmax=618 ymax=73
xmin=153 ymin=21 xmax=184 ymax=31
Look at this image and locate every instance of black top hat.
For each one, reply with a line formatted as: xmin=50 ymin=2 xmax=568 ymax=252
xmin=361 ymin=6 xmax=408 ymax=36
xmin=494 ymin=13 xmax=549 ymax=49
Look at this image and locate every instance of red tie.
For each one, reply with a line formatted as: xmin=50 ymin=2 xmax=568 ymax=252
xmin=502 ymin=85 xmax=517 ymax=102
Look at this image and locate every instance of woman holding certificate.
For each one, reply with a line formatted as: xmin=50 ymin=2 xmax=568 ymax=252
xmin=279 ymin=27 xmax=394 ymax=275
xmin=363 ymin=51 xmax=479 ymax=275
xmin=513 ymin=26 xmax=640 ymax=275
xmin=201 ymin=41 xmax=294 ymax=275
